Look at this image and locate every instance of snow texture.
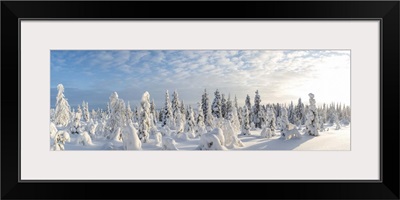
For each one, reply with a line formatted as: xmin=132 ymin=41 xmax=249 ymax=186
xmin=122 ymin=123 xmax=142 ymax=150
xmin=162 ymin=136 xmax=178 ymax=150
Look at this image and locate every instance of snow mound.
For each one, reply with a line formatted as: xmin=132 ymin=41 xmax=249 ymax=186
xmin=122 ymin=124 xmax=142 ymax=150
xmin=281 ymin=124 xmax=302 ymax=140
xmin=160 ymin=126 xmax=171 ymax=136
xmin=177 ymin=132 xmax=190 ymax=140
xmin=197 ymin=128 xmax=227 ymax=150
xmin=162 ymin=136 xmax=178 ymax=150
xmin=58 ymin=130 xmax=71 ymax=143
xmin=77 ymin=131 xmax=93 ymax=146
xmin=51 ymin=130 xmax=70 ymax=151
xmin=260 ymin=127 xmax=273 ymax=139
xmin=155 ymin=132 xmax=162 ymax=145
xmin=103 ymin=142 xmax=114 ymax=150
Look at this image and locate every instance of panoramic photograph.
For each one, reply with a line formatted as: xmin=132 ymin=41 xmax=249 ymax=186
xmin=50 ymin=50 xmax=351 ymax=151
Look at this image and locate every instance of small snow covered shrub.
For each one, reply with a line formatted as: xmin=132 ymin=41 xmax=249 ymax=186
xmin=77 ymin=131 xmax=93 ymax=146
xmin=175 ymin=131 xmax=190 ymax=141
xmin=281 ymin=124 xmax=302 ymax=140
xmin=155 ymin=132 xmax=162 ymax=145
xmin=150 ymin=126 xmax=159 ymax=136
xmin=221 ymin=120 xmax=244 ymax=148
xmin=111 ymin=127 xmax=123 ymax=141
xmin=70 ymin=113 xmax=83 ymax=134
xmin=86 ymin=119 xmax=98 ymax=137
xmin=96 ymin=120 xmax=107 ymax=138
xmin=162 ymin=136 xmax=178 ymax=150
xmin=260 ymin=127 xmax=273 ymax=139
xmin=341 ymin=119 xmax=350 ymax=126
xmin=197 ymin=128 xmax=227 ymax=150
xmin=211 ymin=128 xmax=225 ymax=146
xmin=58 ymin=130 xmax=71 ymax=143
xmin=250 ymin=122 xmax=256 ymax=131
xmin=50 ymin=122 xmax=58 ymax=139
xmin=197 ymin=133 xmax=227 ymax=150
xmin=122 ymin=123 xmax=142 ymax=150
xmin=160 ymin=125 xmax=171 ymax=136
xmin=51 ymin=131 xmax=70 ymax=151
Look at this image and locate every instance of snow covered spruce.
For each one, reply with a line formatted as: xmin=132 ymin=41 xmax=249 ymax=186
xmin=50 ymin=84 xmax=351 ymax=151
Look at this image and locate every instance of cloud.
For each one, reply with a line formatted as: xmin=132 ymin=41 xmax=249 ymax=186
xmin=51 ymin=50 xmax=350 ymax=109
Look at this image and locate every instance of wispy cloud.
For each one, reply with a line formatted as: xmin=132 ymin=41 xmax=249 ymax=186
xmin=51 ymin=50 xmax=350 ymax=109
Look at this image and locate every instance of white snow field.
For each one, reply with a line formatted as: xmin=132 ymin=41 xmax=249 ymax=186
xmin=51 ymin=124 xmax=350 ymax=151
xmin=51 ymin=85 xmax=351 ymax=151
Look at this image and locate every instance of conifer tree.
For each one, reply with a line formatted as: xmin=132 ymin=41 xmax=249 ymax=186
xmin=253 ymin=90 xmax=262 ymax=128
xmin=305 ymin=93 xmax=319 ymax=136
xmin=212 ymin=89 xmax=222 ymax=118
xmin=162 ymin=90 xmax=173 ymax=128
xmin=54 ymin=84 xmax=71 ymax=127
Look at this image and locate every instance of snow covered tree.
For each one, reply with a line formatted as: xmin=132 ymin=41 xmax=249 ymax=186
xmin=221 ymin=94 xmax=227 ymax=119
xmin=332 ymin=112 xmax=341 ymax=130
xmin=122 ymin=120 xmax=142 ymax=150
xmin=106 ymin=92 xmax=126 ymax=140
xmin=221 ymin=119 xmax=244 ymax=148
xmin=76 ymin=105 xmax=82 ymax=118
xmin=133 ymin=106 xmax=139 ymax=123
xmin=126 ymin=101 xmax=133 ymax=122
xmin=294 ymin=98 xmax=305 ymax=126
xmin=226 ymin=94 xmax=233 ymax=120
xmin=82 ymin=101 xmax=90 ymax=122
xmin=196 ymin=102 xmax=206 ymax=136
xmin=91 ymin=109 xmax=97 ymax=121
xmin=212 ymin=89 xmax=222 ymax=118
xmin=288 ymin=101 xmax=295 ymax=124
xmin=184 ymin=105 xmax=196 ymax=137
xmin=241 ymin=106 xmax=251 ymax=135
xmin=106 ymin=102 xmax=111 ymax=115
xmin=196 ymin=128 xmax=227 ymax=150
xmin=234 ymin=95 xmax=238 ymax=111
xmin=138 ymin=91 xmax=151 ymax=143
xmin=278 ymin=107 xmax=290 ymax=131
xmin=266 ymin=107 xmax=277 ymax=134
xmin=245 ymin=94 xmax=252 ymax=124
xmin=201 ymin=89 xmax=214 ymax=128
xmin=253 ymin=90 xmax=262 ymax=128
xmin=158 ymin=109 xmax=163 ymax=122
xmin=180 ymin=100 xmax=186 ymax=115
xmin=305 ymin=93 xmax=319 ymax=136
xmin=341 ymin=105 xmax=351 ymax=125
xmin=54 ymin=84 xmax=71 ymax=127
xmin=327 ymin=103 xmax=337 ymax=125
xmin=237 ymin=106 xmax=243 ymax=126
xmin=171 ymin=90 xmax=181 ymax=129
xmin=175 ymin=108 xmax=184 ymax=134
xmin=150 ymin=99 xmax=157 ymax=125
xmin=274 ymin=103 xmax=281 ymax=119
xmin=162 ymin=90 xmax=173 ymax=128
xmin=70 ymin=111 xmax=83 ymax=134
xmin=229 ymin=106 xmax=241 ymax=133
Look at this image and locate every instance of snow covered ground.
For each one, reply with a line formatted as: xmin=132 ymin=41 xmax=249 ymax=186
xmin=53 ymin=124 xmax=350 ymax=151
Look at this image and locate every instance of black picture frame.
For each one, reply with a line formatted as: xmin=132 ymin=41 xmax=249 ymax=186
xmin=2 ymin=1 xmax=399 ymax=199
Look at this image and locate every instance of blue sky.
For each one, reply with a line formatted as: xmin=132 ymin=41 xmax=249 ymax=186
xmin=51 ymin=50 xmax=350 ymax=109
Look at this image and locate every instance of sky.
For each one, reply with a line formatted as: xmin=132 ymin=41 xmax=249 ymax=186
xmin=51 ymin=50 xmax=350 ymax=109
